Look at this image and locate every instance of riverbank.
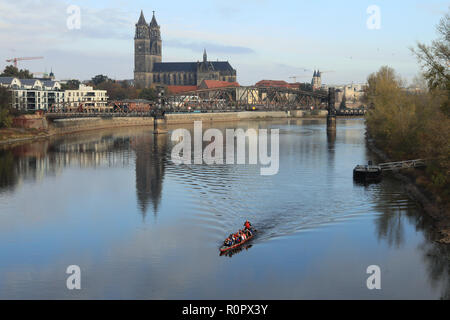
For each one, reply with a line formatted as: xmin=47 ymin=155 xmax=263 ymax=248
xmin=366 ymin=134 xmax=450 ymax=244
xmin=1 ymin=110 xmax=329 ymax=146
xmin=0 ymin=128 xmax=50 ymax=145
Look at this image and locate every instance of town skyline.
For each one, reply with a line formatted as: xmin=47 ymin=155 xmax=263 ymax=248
xmin=0 ymin=0 xmax=447 ymax=85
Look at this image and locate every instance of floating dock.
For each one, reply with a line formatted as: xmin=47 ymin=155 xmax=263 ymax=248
xmin=353 ymin=159 xmax=425 ymax=182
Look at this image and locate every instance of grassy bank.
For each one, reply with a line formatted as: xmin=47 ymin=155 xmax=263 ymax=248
xmin=0 ymin=128 xmax=49 ymax=144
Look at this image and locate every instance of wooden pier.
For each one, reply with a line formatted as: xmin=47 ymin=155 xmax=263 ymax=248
xmin=378 ymin=159 xmax=426 ymax=171
xmin=353 ymin=159 xmax=426 ymax=183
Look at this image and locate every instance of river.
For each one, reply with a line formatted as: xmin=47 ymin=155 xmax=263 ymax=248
xmin=0 ymin=118 xmax=448 ymax=299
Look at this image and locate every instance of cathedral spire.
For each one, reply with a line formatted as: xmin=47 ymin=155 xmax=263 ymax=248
xmin=203 ymin=49 xmax=207 ymax=63
xmin=150 ymin=11 xmax=159 ymax=27
xmin=137 ymin=10 xmax=147 ymax=25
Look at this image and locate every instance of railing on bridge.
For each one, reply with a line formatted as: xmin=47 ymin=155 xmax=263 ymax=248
xmin=45 ymin=111 xmax=155 ymax=119
xmin=335 ymin=108 xmax=367 ymax=116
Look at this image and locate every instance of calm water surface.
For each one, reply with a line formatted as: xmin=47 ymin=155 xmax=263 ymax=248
xmin=0 ymin=118 xmax=448 ymax=299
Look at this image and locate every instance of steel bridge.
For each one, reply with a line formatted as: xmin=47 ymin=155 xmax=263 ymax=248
xmin=164 ymin=86 xmax=330 ymax=112
xmin=44 ymin=86 xmax=366 ymax=118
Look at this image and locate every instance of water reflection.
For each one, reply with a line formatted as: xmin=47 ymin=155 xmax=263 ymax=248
xmin=0 ymin=119 xmax=449 ymax=299
xmin=0 ymin=149 xmax=17 ymax=193
xmin=220 ymin=244 xmax=254 ymax=258
xmin=0 ymin=129 xmax=167 ymax=220
xmin=371 ymin=176 xmax=450 ymax=299
xmin=133 ymin=133 xmax=167 ymax=217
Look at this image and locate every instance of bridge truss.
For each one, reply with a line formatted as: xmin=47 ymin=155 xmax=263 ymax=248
xmin=164 ymin=86 xmax=329 ymax=112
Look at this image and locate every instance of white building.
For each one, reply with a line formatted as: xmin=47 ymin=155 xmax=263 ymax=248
xmin=0 ymin=77 xmax=64 ymax=111
xmin=335 ymin=83 xmax=366 ymax=108
xmin=64 ymin=84 xmax=108 ymax=109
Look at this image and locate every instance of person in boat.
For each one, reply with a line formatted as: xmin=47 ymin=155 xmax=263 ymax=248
xmin=244 ymin=220 xmax=252 ymax=230
xmin=225 ymin=233 xmax=235 ymax=247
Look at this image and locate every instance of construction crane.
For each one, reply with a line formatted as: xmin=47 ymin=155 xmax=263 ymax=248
xmin=289 ymin=75 xmax=309 ymax=82
xmin=317 ymin=70 xmax=335 ymax=75
xmin=5 ymin=56 xmax=44 ymax=68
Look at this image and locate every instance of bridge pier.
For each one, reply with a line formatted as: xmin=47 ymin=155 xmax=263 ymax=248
xmin=152 ymin=108 xmax=168 ymax=135
xmin=327 ymin=115 xmax=336 ymax=131
xmin=327 ymin=87 xmax=336 ymax=132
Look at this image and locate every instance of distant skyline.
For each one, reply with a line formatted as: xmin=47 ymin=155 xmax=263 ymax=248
xmin=0 ymin=0 xmax=448 ymax=85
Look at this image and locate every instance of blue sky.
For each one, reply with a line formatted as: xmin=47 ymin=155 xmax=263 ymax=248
xmin=0 ymin=0 xmax=448 ymax=85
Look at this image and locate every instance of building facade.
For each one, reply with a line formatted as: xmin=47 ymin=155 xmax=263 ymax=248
xmin=134 ymin=11 xmax=237 ymax=88
xmin=64 ymin=84 xmax=108 ymax=109
xmin=0 ymin=77 xmax=64 ymax=111
xmin=0 ymin=77 xmax=108 ymax=111
xmin=335 ymin=83 xmax=365 ymax=109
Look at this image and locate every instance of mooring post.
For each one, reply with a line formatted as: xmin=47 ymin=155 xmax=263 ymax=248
xmin=327 ymin=87 xmax=336 ymax=132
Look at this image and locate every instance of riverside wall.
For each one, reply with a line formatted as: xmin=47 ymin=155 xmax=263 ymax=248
xmin=41 ymin=110 xmax=328 ymax=135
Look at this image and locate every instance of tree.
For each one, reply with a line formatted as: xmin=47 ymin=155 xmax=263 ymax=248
xmin=95 ymin=81 xmax=139 ymax=101
xmin=0 ymin=65 xmax=33 ymax=79
xmin=299 ymin=83 xmax=312 ymax=91
xmin=61 ymin=79 xmax=80 ymax=90
xmin=0 ymin=87 xmax=12 ymax=128
xmin=412 ymin=10 xmax=450 ymax=115
xmin=364 ymin=66 xmax=421 ymax=156
xmin=138 ymin=88 xmax=157 ymax=101
xmin=340 ymin=94 xmax=347 ymax=109
xmin=91 ymin=74 xmax=111 ymax=86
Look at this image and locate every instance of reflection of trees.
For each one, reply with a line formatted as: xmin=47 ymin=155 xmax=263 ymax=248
xmin=372 ymin=178 xmax=450 ymax=299
xmin=0 ymin=149 xmax=17 ymax=192
xmin=132 ymin=133 xmax=167 ymax=218
xmin=373 ymin=207 xmax=408 ymax=248
xmin=0 ymin=133 xmax=132 ymax=193
xmin=0 ymin=130 xmax=168 ymax=220
xmin=419 ymin=239 xmax=450 ymax=300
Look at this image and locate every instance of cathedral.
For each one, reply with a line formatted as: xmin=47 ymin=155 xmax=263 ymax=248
xmin=134 ymin=11 xmax=237 ymax=88
xmin=311 ymin=70 xmax=322 ymax=91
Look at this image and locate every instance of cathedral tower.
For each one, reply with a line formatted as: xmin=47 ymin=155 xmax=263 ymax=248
xmin=134 ymin=11 xmax=162 ymax=88
xmin=149 ymin=11 xmax=162 ymax=68
xmin=311 ymin=70 xmax=322 ymax=91
xmin=134 ymin=10 xmax=150 ymax=88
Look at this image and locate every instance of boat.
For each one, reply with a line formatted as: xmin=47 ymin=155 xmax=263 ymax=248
xmin=353 ymin=161 xmax=382 ymax=182
xmin=220 ymin=228 xmax=256 ymax=253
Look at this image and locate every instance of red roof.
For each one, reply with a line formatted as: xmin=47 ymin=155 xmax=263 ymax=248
xmin=255 ymin=80 xmax=290 ymax=88
xmin=167 ymin=85 xmax=198 ymax=94
xmin=287 ymin=83 xmax=300 ymax=89
xmin=199 ymin=80 xmax=240 ymax=89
